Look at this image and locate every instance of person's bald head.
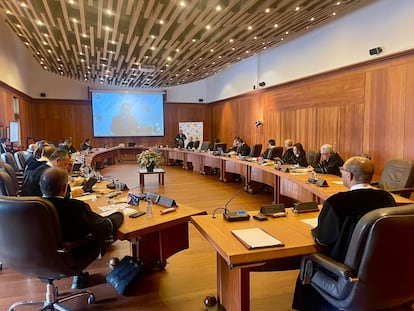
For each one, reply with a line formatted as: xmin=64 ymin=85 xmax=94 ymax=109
xmin=341 ymin=156 xmax=374 ymax=187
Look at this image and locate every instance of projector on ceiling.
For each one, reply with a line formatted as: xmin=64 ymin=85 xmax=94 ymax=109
xmin=139 ymin=64 xmax=156 ymax=72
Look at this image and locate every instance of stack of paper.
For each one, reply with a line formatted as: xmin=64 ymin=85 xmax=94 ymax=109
xmin=231 ymin=228 xmax=284 ymax=249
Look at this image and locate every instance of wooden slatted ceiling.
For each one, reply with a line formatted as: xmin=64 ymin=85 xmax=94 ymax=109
xmin=0 ymin=0 xmax=374 ymax=89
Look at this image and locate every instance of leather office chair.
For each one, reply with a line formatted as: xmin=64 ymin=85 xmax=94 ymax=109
xmin=0 ymin=196 xmax=101 ymax=310
xmin=371 ymin=159 xmax=414 ymax=198
xmin=14 ymin=150 xmax=27 ymax=170
xmin=0 ymin=169 xmax=17 ymax=196
xmin=300 ymin=204 xmax=414 ymax=311
xmin=270 ymin=146 xmax=283 ymax=159
xmin=0 ymin=162 xmax=21 ymax=194
xmin=249 ymin=144 xmax=262 ymax=157
xmin=0 ymin=152 xmax=21 ymax=172
xmin=307 ymin=149 xmax=320 ymax=166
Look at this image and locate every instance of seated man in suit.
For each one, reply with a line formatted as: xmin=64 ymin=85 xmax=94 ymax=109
xmin=185 ymin=136 xmax=194 ymax=149
xmin=280 ymin=139 xmax=294 ymax=163
xmin=234 ymin=137 xmax=250 ymax=156
xmin=309 ymin=143 xmax=344 ymax=176
xmin=261 ymin=139 xmax=276 ymax=160
xmin=22 ymin=149 xmax=75 ymax=198
xmin=59 ymin=137 xmax=77 ymax=154
xmin=292 ymin=156 xmax=396 ymax=310
xmin=40 ymin=167 xmax=124 ymax=289
xmin=80 ymin=138 xmax=93 ymax=151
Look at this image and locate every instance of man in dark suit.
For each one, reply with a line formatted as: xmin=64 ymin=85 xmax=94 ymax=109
xmin=292 ymin=156 xmax=396 ymax=310
xmin=311 ymin=143 xmax=344 ymax=176
xmin=40 ymin=167 xmax=124 ymax=289
xmin=281 ymin=138 xmax=294 ymax=163
xmin=235 ymin=137 xmax=250 ymax=156
xmin=261 ymin=139 xmax=276 ymax=159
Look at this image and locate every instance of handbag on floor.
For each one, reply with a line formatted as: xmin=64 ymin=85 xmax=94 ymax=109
xmin=106 ymin=256 xmax=145 ymax=295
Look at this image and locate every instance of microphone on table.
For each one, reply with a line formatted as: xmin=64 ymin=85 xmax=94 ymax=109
xmin=211 ymin=187 xmax=250 ymax=221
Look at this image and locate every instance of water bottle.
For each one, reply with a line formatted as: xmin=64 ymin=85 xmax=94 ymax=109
xmin=146 ymin=199 xmax=153 ymax=219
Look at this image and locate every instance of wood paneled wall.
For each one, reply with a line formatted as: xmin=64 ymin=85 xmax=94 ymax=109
xmin=2 ymin=50 xmax=414 ymax=173
xmin=211 ymin=50 xmax=414 ymax=174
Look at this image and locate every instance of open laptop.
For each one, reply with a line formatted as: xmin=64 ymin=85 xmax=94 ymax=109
xmin=82 ymin=177 xmax=97 ymax=193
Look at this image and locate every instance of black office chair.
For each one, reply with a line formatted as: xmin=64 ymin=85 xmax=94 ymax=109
xmin=14 ymin=150 xmax=27 ymax=170
xmin=270 ymin=146 xmax=283 ymax=159
xmin=300 ymin=204 xmax=414 ymax=310
xmin=0 ymin=196 xmax=101 ymax=310
xmin=249 ymin=144 xmax=262 ymax=157
xmin=371 ymin=159 xmax=414 ymax=198
xmin=0 ymin=161 xmax=21 ymax=194
xmin=0 ymin=169 xmax=17 ymax=196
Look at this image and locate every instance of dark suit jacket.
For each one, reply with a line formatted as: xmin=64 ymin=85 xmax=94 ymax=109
xmin=281 ymin=148 xmax=295 ymax=163
xmin=313 ymin=152 xmax=344 ymax=176
xmin=312 ymin=188 xmax=396 ymax=262
xmin=46 ymin=197 xmax=124 ymax=243
xmin=21 ymin=162 xmax=49 ymax=196
xmin=261 ymin=147 xmax=274 ymax=160
xmin=237 ymin=143 xmax=250 ymax=156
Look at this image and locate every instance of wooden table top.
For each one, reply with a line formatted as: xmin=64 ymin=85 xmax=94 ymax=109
xmin=191 ymin=209 xmax=320 ymax=268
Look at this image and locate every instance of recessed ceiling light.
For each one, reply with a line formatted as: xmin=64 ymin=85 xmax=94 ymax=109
xmin=274 ymin=24 xmax=278 ymax=28
xmin=265 ymin=8 xmax=270 ymax=13
xmin=216 ymin=5 xmax=222 ymax=11
xmin=206 ymin=25 xmax=211 ymax=30
xmin=332 ymin=12 xmax=336 ymax=16
xmin=295 ymin=6 xmax=300 ymax=11
xmin=248 ymin=26 xmax=252 ymax=30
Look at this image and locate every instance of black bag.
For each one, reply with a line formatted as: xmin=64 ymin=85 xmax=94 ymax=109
xmin=106 ymin=256 xmax=144 ymax=295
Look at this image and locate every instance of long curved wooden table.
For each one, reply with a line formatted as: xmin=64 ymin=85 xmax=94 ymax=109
xmin=85 ymin=146 xmax=413 ymax=206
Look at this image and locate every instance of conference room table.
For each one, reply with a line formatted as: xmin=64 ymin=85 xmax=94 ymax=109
xmin=191 ymin=209 xmax=320 ymax=311
xmin=85 ymin=189 xmax=206 ymax=269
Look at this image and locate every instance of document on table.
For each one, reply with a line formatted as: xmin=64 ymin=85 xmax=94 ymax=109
xmin=98 ymin=203 xmax=137 ymax=217
xmin=231 ymin=228 xmax=284 ymax=249
xmin=301 ymin=217 xmax=318 ymax=228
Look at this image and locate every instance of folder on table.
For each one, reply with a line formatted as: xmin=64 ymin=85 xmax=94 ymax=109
xmin=231 ymin=228 xmax=284 ymax=249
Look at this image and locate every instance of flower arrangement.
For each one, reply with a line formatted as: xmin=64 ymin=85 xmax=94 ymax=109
xmin=136 ymin=149 xmax=163 ymax=170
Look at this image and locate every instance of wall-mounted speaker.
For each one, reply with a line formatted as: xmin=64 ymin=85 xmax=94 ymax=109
xmin=369 ymin=47 xmax=382 ymax=55
xmin=258 ymin=81 xmax=266 ymax=87
xmin=40 ymin=92 xmax=46 ymax=97
xmin=198 ymin=98 xmax=204 ymax=102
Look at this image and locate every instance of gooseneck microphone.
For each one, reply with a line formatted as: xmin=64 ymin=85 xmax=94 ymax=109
xmin=212 ymin=187 xmax=244 ymax=219
xmin=224 ymin=187 xmax=244 ymax=215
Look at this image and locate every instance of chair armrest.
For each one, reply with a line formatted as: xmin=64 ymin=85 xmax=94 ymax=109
xmin=58 ymin=234 xmax=96 ymax=253
xmin=308 ymin=253 xmax=356 ymax=281
xmin=387 ymin=187 xmax=414 ymax=195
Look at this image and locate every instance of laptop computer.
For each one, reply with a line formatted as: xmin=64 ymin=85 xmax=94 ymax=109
xmin=82 ymin=177 xmax=97 ymax=193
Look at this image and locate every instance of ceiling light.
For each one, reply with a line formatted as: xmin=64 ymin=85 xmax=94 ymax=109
xmin=248 ymin=26 xmax=252 ymax=30
xmin=216 ymin=5 xmax=222 ymax=11
xmin=265 ymin=8 xmax=270 ymax=13
xmin=295 ymin=7 xmax=300 ymax=11
xmin=206 ymin=25 xmax=211 ymax=30
xmin=274 ymin=24 xmax=278 ymax=28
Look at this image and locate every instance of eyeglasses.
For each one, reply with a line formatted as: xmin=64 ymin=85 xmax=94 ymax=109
xmin=339 ymin=166 xmax=351 ymax=174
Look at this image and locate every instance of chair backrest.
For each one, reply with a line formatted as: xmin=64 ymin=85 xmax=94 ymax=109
xmin=307 ymin=149 xmax=320 ymax=166
xmin=0 ymin=152 xmax=19 ymax=171
xmin=0 ymin=162 xmax=19 ymax=192
xmin=327 ymin=205 xmax=414 ymax=310
xmin=270 ymin=146 xmax=283 ymax=159
xmin=249 ymin=144 xmax=262 ymax=157
xmin=0 ymin=169 xmax=17 ymax=196
xmin=200 ymin=141 xmax=210 ymax=151
xmin=214 ymin=143 xmax=227 ymax=153
xmin=0 ymin=196 xmax=99 ymax=279
xmin=378 ymin=159 xmax=414 ymax=192
xmin=14 ymin=151 xmax=27 ymax=170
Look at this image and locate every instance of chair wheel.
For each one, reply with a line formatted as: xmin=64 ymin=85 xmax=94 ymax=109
xmin=88 ymin=294 xmax=96 ymax=304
